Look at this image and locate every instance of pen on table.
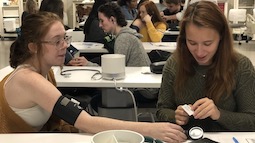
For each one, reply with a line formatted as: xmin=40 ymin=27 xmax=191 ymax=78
xmin=232 ymin=137 xmax=239 ymax=143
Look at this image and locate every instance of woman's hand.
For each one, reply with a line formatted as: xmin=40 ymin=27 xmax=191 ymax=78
xmin=143 ymin=14 xmax=152 ymax=23
xmin=67 ymin=56 xmax=88 ymax=66
xmin=175 ymin=105 xmax=190 ymax=125
xmin=191 ymin=97 xmax=220 ymax=120
xmin=150 ymin=122 xmax=187 ymax=143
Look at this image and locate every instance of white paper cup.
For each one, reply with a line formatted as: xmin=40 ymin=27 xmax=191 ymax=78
xmin=91 ymin=130 xmax=144 ymax=143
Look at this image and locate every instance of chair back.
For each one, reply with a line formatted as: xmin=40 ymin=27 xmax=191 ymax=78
xmin=229 ymin=9 xmax=247 ymax=24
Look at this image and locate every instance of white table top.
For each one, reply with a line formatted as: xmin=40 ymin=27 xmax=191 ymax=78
xmin=0 ymin=66 xmax=161 ymax=88
xmin=164 ymin=30 xmax=180 ymax=35
xmin=55 ymin=66 xmax=162 ymax=88
xmin=142 ymin=42 xmax=176 ymax=53
xmin=71 ymin=42 xmax=176 ymax=53
xmin=72 ymin=42 xmax=107 ymax=53
xmin=0 ymin=132 xmax=254 ymax=143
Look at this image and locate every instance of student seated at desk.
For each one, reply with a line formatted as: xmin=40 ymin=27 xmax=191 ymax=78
xmin=156 ymin=1 xmax=255 ymax=131
xmin=82 ymin=2 xmax=151 ymax=67
xmin=130 ymin=1 xmax=167 ymax=42
xmin=83 ymin=0 xmax=113 ymax=65
xmin=90 ymin=2 xmax=159 ymax=101
xmin=160 ymin=0 xmax=183 ymax=27
xmin=0 ymin=12 xmax=187 ymax=142
xmin=167 ymin=0 xmax=218 ymax=22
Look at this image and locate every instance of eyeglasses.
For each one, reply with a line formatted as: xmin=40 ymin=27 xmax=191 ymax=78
xmin=41 ymin=35 xmax=72 ymax=49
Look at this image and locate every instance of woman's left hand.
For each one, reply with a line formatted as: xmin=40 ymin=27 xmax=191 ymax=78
xmin=191 ymin=97 xmax=220 ymax=120
xmin=67 ymin=56 xmax=88 ymax=66
xmin=143 ymin=14 xmax=151 ymax=23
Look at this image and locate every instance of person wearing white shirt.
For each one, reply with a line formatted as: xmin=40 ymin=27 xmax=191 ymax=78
xmin=169 ymin=0 xmax=218 ymax=21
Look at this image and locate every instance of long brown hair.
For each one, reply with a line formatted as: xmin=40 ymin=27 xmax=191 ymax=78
xmin=174 ymin=1 xmax=238 ymax=102
xmin=137 ymin=1 xmax=166 ymax=26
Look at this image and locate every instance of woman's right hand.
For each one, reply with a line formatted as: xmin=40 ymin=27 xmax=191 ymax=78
xmin=175 ymin=105 xmax=190 ymax=126
xmin=149 ymin=122 xmax=187 ymax=143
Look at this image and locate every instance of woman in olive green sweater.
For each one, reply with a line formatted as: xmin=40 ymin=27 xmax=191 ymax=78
xmin=156 ymin=1 xmax=255 ymax=131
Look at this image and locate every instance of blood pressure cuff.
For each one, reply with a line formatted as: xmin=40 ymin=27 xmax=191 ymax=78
xmin=53 ymin=96 xmax=83 ymax=126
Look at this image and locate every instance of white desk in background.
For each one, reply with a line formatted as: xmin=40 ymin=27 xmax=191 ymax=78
xmin=0 ymin=66 xmax=161 ymax=88
xmin=1 ymin=132 xmax=255 ymax=143
xmin=55 ymin=66 xmax=161 ymax=88
xmin=142 ymin=42 xmax=176 ymax=53
xmin=164 ymin=30 xmax=180 ymax=35
xmin=71 ymin=42 xmax=176 ymax=54
xmin=71 ymin=42 xmax=107 ymax=53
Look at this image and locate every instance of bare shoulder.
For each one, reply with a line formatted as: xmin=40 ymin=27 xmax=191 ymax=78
xmin=15 ymin=68 xmax=48 ymax=88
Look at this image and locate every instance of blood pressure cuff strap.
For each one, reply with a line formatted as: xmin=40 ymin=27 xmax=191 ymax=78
xmin=53 ymin=96 xmax=83 ymax=126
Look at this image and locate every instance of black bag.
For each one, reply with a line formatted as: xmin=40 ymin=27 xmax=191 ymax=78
xmin=148 ymin=49 xmax=172 ymax=63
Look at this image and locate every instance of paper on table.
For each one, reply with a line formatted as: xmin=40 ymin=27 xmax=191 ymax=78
xmin=246 ymin=138 xmax=255 ymax=143
xmin=151 ymin=43 xmax=172 ymax=47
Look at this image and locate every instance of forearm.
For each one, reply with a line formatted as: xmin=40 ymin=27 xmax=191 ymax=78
xmin=146 ymin=21 xmax=165 ymax=42
xmin=76 ymin=113 xmax=150 ymax=135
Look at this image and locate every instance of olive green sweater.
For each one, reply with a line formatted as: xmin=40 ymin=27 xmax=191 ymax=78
xmin=156 ymin=53 xmax=255 ymax=131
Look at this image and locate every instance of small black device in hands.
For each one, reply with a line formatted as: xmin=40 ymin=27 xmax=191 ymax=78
xmin=64 ymin=45 xmax=79 ymax=65
xmin=67 ymin=44 xmax=79 ymax=57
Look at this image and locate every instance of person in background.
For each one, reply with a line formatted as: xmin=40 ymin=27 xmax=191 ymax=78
xmin=40 ymin=0 xmax=88 ymax=66
xmin=84 ymin=2 xmax=150 ymax=67
xmin=83 ymin=0 xmax=114 ymax=65
xmin=0 ymin=12 xmax=186 ymax=143
xmin=39 ymin=0 xmax=70 ymax=30
xmin=160 ymin=0 xmax=183 ymax=27
xmin=156 ymin=0 xmax=167 ymax=12
xmin=156 ymin=1 xmax=255 ymax=131
xmin=84 ymin=0 xmax=108 ymax=43
xmin=98 ymin=2 xmax=151 ymax=66
xmin=170 ymin=0 xmax=217 ymax=22
xmin=21 ymin=0 xmax=38 ymax=23
xmin=117 ymin=0 xmax=138 ymax=20
xmin=130 ymin=1 xmax=167 ymax=42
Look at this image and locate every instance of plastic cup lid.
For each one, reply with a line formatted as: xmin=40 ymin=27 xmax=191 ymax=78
xmin=189 ymin=127 xmax=203 ymax=140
